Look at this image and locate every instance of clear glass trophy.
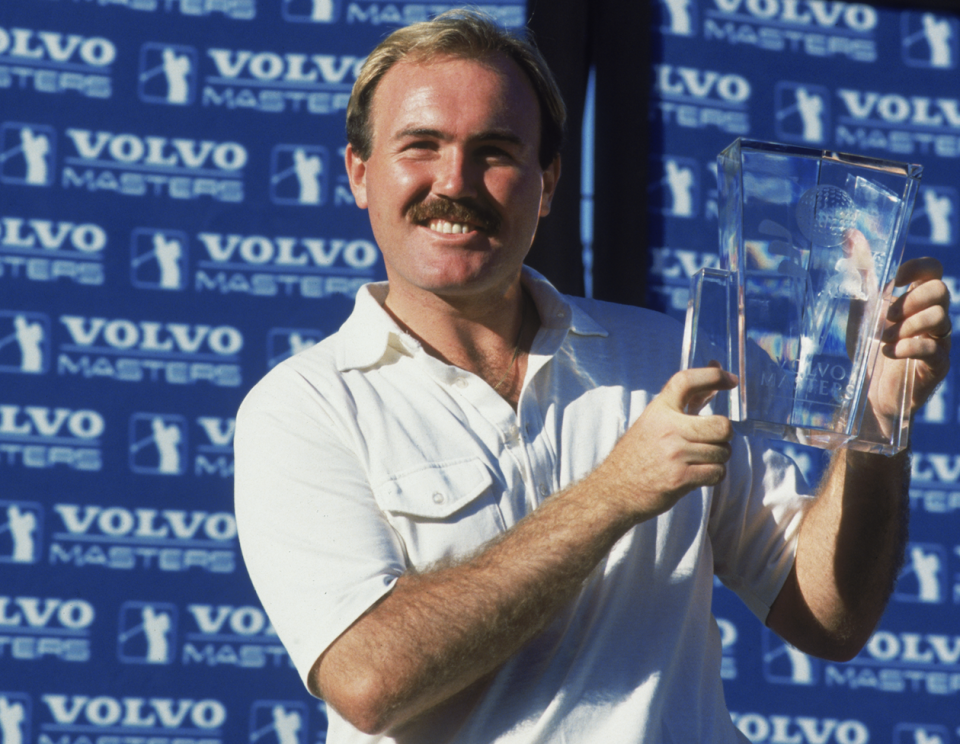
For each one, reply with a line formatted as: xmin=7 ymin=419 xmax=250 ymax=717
xmin=682 ymin=139 xmax=922 ymax=454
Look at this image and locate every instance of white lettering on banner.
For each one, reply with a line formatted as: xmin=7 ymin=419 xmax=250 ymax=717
xmin=55 ymin=316 xmax=243 ymax=387
xmin=0 ymin=596 xmax=93 ymax=662
xmin=836 ymin=88 xmax=960 ymax=157
xmin=188 ymin=605 xmax=275 ymax=636
xmin=708 ymin=1 xmax=877 ymax=30
xmin=201 ymin=49 xmax=361 ymax=114
xmin=729 ymin=713 xmax=869 ymax=744
xmin=0 ymin=28 xmax=115 ymax=99
xmin=345 ymin=3 xmax=525 ymax=27
xmin=0 ymin=406 xmax=103 ymax=439
xmin=194 ymin=417 xmax=234 ymax=478
xmin=183 ymin=604 xmax=294 ymax=670
xmin=58 ymin=317 xmax=243 ymax=355
xmin=655 ymin=65 xmax=751 ymax=103
xmin=69 ymin=0 xmax=256 ymax=18
xmin=838 ymin=90 xmax=960 ymax=127
xmin=862 ymin=632 xmax=960 ymax=665
xmin=41 ymin=695 xmax=226 ymax=730
xmin=196 ymin=418 xmax=234 ymax=447
xmin=53 ymin=506 xmax=237 ymax=541
xmin=193 ymin=233 xmax=377 ymax=298
xmin=0 ymin=28 xmax=116 ymax=66
xmin=0 ymin=405 xmax=103 ymax=471
xmin=823 ymin=629 xmax=960 ymax=695
xmin=0 ymin=217 xmax=106 ymax=285
xmin=0 ymin=218 xmax=106 ymax=254
xmin=653 ymin=65 xmax=751 ymax=134
xmin=65 ymin=130 xmax=246 ymax=170
xmin=910 ymin=452 xmax=960 ymax=513
xmin=0 ymin=597 xmax=94 ymax=629
xmin=164 ymin=0 xmax=256 ymax=18
xmin=207 ymin=50 xmax=363 ymax=84
xmin=60 ymin=129 xmax=245 ymax=201
xmin=716 ymin=617 xmax=738 ymax=679
xmin=703 ymin=2 xmax=877 ymax=61
xmin=197 ymin=233 xmax=376 ymax=269
xmin=49 ymin=504 xmax=237 ymax=574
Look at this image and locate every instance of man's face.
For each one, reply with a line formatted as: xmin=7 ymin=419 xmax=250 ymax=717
xmin=345 ymin=53 xmax=559 ymax=305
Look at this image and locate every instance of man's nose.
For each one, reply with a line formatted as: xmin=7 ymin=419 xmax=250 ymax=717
xmin=433 ymin=147 xmax=479 ymax=199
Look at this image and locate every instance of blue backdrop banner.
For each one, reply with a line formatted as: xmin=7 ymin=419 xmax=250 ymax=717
xmin=2 ymin=1 xmax=959 ymax=743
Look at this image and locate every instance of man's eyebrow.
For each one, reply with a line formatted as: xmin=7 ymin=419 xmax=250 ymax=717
xmin=393 ymin=127 xmax=526 ymax=146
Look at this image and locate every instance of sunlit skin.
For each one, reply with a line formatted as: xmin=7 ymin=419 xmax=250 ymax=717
xmin=345 ymin=54 xmax=560 ymax=326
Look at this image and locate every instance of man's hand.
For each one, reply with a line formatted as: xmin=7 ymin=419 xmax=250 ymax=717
xmin=878 ymin=256 xmax=952 ymax=415
xmin=596 ymin=365 xmax=738 ymax=522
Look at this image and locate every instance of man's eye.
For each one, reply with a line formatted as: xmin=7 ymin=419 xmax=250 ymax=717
xmin=477 ymin=146 xmax=513 ymax=160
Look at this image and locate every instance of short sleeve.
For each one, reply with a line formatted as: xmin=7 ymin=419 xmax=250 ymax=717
xmin=234 ymin=364 xmax=405 ymax=692
xmin=709 ymin=437 xmax=813 ymax=623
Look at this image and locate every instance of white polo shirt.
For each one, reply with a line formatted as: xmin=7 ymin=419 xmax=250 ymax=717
xmin=234 ymin=267 xmax=809 ymax=744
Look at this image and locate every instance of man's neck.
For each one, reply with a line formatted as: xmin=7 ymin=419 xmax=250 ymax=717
xmin=382 ymin=279 xmax=540 ymax=401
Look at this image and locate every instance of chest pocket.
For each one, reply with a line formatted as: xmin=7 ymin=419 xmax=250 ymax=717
xmin=373 ymin=458 xmax=506 ymax=569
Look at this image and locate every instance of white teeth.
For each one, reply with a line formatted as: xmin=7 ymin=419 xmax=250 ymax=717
xmin=430 ymin=220 xmax=471 ymax=234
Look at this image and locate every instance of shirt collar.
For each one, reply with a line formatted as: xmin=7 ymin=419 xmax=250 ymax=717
xmin=335 ymin=266 xmax=608 ymax=372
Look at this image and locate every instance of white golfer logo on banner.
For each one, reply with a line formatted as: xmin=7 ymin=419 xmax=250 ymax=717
xmin=762 ymin=628 xmax=818 ymax=685
xmin=775 ymin=82 xmax=830 ymax=144
xmin=902 ymin=12 xmax=957 ymax=69
xmin=909 ymin=186 xmax=957 ymax=246
xmin=0 ymin=694 xmax=29 ymax=744
xmin=250 ymin=701 xmax=307 ymax=744
xmin=0 ymin=124 xmax=55 ymax=187
xmin=270 ymin=145 xmax=327 ymax=205
xmin=282 ymin=0 xmax=340 ymax=23
xmin=658 ymin=0 xmax=695 ymax=35
xmin=131 ymin=229 xmax=189 ymax=290
xmin=118 ymin=602 xmax=177 ymax=664
xmin=129 ymin=414 xmax=187 ymax=475
xmin=649 ymin=157 xmax=698 ymax=218
xmin=894 ymin=724 xmax=949 ymax=744
xmin=266 ymin=328 xmax=324 ymax=369
xmin=895 ymin=543 xmax=946 ymax=603
xmin=0 ymin=502 xmax=42 ymax=565
xmin=0 ymin=312 xmax=49 ymax=374
xmin=139 ymin=43 xmax=197 ymax=105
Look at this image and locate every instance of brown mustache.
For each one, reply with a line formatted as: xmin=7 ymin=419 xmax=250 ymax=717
xmin=407 ymin=198 xmax=501 ymax=235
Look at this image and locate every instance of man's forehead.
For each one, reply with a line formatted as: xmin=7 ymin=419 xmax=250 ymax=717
xmin=369 ymin=52 xmax=540 ymax=138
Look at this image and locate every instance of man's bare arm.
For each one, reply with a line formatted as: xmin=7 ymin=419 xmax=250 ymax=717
xmin=312 ymin=366 xmax=738 ymax=735
xmin=767 ymin=258 xmax=951 ymax=659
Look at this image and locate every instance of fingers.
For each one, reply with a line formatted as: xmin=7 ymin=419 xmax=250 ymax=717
xmin=895 ymin=256 xmax=944 ymax=287
xmin=884 ymin=268 xmax=951 ymax=351
xmin=658 ymin=365 xmax=739 ymax=415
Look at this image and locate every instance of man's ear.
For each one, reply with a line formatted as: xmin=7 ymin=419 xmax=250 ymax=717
xmin=539 ymin=155 xmax=561 ymax=217
xmin=344 ymin=144 xmax=369 ymax=210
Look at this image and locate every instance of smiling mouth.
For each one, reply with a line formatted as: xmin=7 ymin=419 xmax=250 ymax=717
xmin=407 ymin=198 xmax=501 ymax=236
xmin=428 ymin=219 xmax=476 ymax=235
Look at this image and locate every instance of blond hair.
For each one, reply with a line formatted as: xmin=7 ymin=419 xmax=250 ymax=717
xmin=346 ymin=9 xmax=565 ymax=168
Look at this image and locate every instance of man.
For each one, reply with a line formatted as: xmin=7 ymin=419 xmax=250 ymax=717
xmin=234 ymin=10 xmax=951 ymax=743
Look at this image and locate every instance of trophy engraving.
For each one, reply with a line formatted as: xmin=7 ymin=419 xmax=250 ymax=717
xmin=683 ymin=139 xmax=922 ymax=454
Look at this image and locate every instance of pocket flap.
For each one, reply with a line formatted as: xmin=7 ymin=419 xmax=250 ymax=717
xmin=374 ymin=459 xmax=494 ymax=519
